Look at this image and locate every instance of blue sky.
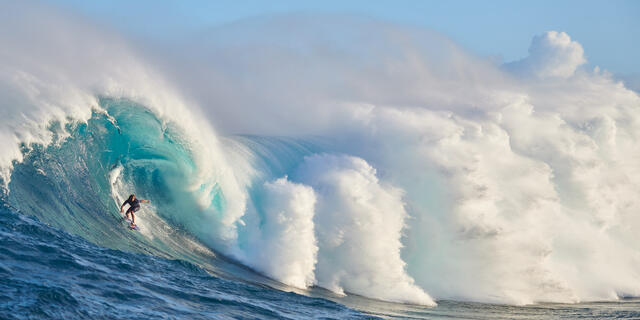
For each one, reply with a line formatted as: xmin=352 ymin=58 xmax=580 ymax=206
xmin=51 ymin=0 xmax=639 ymax=75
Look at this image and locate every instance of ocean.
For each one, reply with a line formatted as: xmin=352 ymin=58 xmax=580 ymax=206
xmin=2 ymin=202 xmax=640 ymax=319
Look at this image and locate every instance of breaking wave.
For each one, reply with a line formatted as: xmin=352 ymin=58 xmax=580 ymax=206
xmin=2 ymin=1 xmax=640 ymax=307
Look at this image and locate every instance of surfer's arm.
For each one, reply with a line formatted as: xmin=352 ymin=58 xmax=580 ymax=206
xmin=120 ymin=200 xmax=129 ymax=213
xmin=141 ymin=200 xmax=151 ymax=203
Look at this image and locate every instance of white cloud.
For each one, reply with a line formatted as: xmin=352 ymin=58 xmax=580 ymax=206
xmin=505 ymin=31 xmax=587 ymax=79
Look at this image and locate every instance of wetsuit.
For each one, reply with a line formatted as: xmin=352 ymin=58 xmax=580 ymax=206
xmin=123 ymin=198 xmax=141 ymax=212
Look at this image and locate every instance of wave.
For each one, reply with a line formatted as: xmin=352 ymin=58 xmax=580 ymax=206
xmin=4 ymin=97 xmax=433 ymax=305
xmin=2 ymin=2 xmax=640 ymax=307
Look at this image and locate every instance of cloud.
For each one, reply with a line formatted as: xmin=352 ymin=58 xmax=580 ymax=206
xmin=617 ymin=72 xmax=640 ymax=93
xmin=505 ymin=31 xmax=586 ymax=79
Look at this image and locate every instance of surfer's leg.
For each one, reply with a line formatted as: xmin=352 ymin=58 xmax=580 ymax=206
xmin=130 ymin=205 xmax=140 ymax=225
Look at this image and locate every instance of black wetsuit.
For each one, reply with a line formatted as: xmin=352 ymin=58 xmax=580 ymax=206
xmin=123 ymin=198 xmax=141 ymax=212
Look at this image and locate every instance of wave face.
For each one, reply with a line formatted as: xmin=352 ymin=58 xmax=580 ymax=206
xmin=3 ymin=2 xmax=640 ymax=311
xmin=7 ymin=99 xmax=215 ymax=260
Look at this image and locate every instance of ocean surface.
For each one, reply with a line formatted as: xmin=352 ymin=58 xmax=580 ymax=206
xmin=2 ymin=203 xmax=640 ymax=319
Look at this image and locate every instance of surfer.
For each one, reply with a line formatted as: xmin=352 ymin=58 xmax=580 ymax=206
xmin=120 ymin=194 xmax=151 ymax=227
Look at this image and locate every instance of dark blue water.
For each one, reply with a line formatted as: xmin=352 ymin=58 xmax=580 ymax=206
xmin=0 ymin=204 xmax=372 ymax=319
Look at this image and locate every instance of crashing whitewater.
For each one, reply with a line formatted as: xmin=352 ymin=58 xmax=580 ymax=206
xmin=1 ymin=3 xmax=640 ymax=307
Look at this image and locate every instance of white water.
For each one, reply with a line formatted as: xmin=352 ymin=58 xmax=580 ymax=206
xmin=2 ymin=2 xmax=640 ymax=307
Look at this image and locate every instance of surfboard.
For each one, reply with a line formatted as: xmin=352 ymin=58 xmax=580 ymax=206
xmin=124 ymin=218 xmax=140 ymax=230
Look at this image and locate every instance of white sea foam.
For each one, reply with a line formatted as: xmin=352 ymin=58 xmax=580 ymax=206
xmin=243 ymin=177 xmax=317 ymax=289
xmin=293 ymin=154 xmax=435 ymax=305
